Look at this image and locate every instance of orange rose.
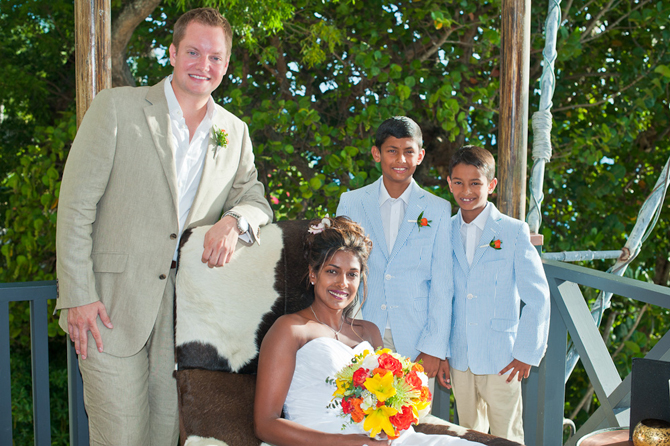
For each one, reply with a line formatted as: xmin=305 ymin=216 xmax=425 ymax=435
xmin=405 ymin=371 xmax=423 ymax=390
xmin=389 ymin=405 xmax=416 ymax=431
xmin=350 ymin=398 xmax=366 ymax=423
xmin=420 ymin=386 xmax=432 ymax=402
xmin=377 ymin=353 xmax=403 ymax=377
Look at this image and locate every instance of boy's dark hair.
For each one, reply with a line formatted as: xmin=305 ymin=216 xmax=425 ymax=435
xmin=374 ymin=116 xmax=423 ymax=148
xmin=173 ymin=8 xmax=233 ymax=56
xmin=450 ymin=145 xmax=496 ymax=181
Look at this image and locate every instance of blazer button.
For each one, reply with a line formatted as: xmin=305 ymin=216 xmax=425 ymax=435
xmin=385 ymin=274 xmax=392 ymax=280
xmin=467 ymin=294 xmax=473 ymax=299
xmin=381 ymin=304 xmax=387 ymax=310
xmin=170 ymin=233 xmax=177 ymax=240
xmin=159 ymin=274 xmax=167 ymax=280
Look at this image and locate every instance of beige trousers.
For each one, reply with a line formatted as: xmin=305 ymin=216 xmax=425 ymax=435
xmin=78 ymin=269 xmax=179 ymax=446
xmin=449 ymin=367 xmax=524 ymax=444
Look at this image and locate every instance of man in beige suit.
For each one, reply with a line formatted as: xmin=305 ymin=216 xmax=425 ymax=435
xmin=56 ymin=8 xmax=273 ymax=445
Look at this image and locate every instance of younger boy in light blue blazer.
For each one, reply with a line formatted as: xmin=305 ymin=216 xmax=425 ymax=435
xmin=336 ymin=116 xmax=453 ymax=388
xmin=442 ymin=146 xmax=550 ymax=443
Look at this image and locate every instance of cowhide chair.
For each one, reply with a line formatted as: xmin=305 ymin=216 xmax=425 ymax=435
xmin=174 ymin=220 xmax=524 ymax=446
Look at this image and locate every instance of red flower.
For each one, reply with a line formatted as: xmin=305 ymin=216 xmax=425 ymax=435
xmin=352 ymin=367 xmax=370 ymax=388
xmin=414 ymin=211 xmax=432 ymax=231
xmin=389 ymin=405 xmax=417 ymax=431
xmin=405 ymin=371 xmax=423 ymax=390
xmin=377 ymin=353 xmax=403 ymax=376
xmin=489 ymin=239 xmax=502 ymax=250
xmin=341 ymin=397 xmax=353 ymax=414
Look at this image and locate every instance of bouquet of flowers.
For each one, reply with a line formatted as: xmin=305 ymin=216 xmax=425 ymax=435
xmin=327 ymin=348 xmax=432 ymax=439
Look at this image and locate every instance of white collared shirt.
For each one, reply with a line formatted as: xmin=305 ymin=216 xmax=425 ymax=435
xmin=459 ymin=202 xmax=492 ymax=266
xmin=379 ymin=179 xmax=412 ymax=331
xmin=165 ymin=75 xmax=216 ymax=259
xmin=379 ymin=179 xmax=412 ymax=252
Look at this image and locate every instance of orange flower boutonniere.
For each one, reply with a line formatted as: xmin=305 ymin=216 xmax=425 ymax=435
xmin=212 ymin=126 xmax=229 ymax=158
xmin=489 ymin=239 xmax=502 ymax=250
xmin=410 ymin=211 xmax=432 ymax=231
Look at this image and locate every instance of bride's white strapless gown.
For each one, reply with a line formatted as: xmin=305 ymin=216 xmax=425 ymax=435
xmin=283 ymin=337 xmax=483 ymax=445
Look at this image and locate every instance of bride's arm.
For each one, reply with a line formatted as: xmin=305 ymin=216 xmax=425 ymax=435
xmin=253 ymin=317 xmax=390 ymax=446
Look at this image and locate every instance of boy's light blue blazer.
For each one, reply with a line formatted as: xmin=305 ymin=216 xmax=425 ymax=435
xmin=449 ymin=204 xmax=550 ymax=375
xmin=337 ymin=178 xmax=453 ymax=361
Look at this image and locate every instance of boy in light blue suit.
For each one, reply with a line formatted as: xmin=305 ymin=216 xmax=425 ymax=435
xmin=442 ymin=146 xmax=550 ymax=443
xmin=337 ymin=116 xmax=453 ymax=388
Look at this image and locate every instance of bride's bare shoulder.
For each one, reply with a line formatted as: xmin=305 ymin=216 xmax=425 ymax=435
xmin=264 ymin=311 xmax=312 ymax=344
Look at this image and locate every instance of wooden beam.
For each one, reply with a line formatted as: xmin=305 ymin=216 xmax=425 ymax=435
xmin=75 ymin=0 xmax=112 ymax=128
xmin=498 ymin=0 xmax=531 ymax=220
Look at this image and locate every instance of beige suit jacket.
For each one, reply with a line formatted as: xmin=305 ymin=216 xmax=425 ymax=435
xmin=56 ymin=79 xmax=273 ymax=356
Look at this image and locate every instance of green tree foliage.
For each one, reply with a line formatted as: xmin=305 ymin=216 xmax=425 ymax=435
xmin=1 ymin=0 xmax=670 ymax=441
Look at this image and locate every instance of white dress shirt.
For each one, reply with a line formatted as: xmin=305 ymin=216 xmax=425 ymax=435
xmin=459 ymin=202 xmax=492 ymax=266
xmin=165 ymin=75 xmax=215 ymax=259
xmin=379 ymin=179 xmax=412 ymax=252
xmin=379 ymin=179 xmax=412 ymax=329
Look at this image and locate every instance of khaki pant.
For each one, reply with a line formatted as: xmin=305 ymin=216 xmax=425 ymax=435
xmin=78 ymin=269 xmax=179 ymax=446
xmin=450 ymin=367 xmax=524 ymax=444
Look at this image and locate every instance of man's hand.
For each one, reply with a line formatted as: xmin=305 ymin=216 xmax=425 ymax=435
xmin=201 ymin=215 xmax=240 ymax=267
xmin=415 ymin=352 xmax=440 ymax=378
xmin=67 ymin=301 xmax=113 ymax=359
xmin=499 ymin=358 xmax=531 ymax=383
xmin=437 ymin=358 xmax=451 ymax=389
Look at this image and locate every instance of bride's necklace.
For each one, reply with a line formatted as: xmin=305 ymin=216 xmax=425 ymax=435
xmin=310 ymin=305 xmax=345 ymax=340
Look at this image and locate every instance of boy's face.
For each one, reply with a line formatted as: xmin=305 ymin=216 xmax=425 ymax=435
xmin=448 ymin=163 xmax=497 ymax=222
xmin=371 ymin=136 xmax=425 ymax=189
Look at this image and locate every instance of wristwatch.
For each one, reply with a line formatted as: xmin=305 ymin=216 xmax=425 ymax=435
xmin=223 ymin=211 xmax=249 ymax=235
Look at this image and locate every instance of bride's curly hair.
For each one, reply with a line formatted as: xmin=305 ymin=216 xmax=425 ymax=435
xmin=304 ymin=216 xmax=373 ymax=319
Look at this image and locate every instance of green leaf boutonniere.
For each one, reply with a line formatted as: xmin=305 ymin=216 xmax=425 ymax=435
xmin=489 ymin=239 xmax=502 ymax=250
xmin=212 ymin=126 xmax=229 ymax=158
xmin=409 ymin=211 xmax=432 ymax=231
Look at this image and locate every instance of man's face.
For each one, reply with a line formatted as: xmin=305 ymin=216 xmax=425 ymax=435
xmin=169 ymin=21 xmax=229 ymax=103
xmin=371 ymin=136 xmax=425 ymax=188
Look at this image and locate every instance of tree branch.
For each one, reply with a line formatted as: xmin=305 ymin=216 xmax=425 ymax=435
xmin=111 ymin=0 xmax=162 ymax=87
xmin=553 ymin=70 xmax=648 ymax=112
xmin=581 ymin=0 xmax=652 ymax=45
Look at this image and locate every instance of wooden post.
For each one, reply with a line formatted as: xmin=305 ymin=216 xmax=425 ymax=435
xmin=75 ymin=0 xmax=112 ymax=128
xmin=498 ymin=0 xmax=531 ymax=221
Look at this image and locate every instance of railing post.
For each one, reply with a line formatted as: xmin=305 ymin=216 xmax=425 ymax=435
xmin=526 ymin=292 xmax=568 ymax=445
xmin=0 ymin=300 xmax=12 ymax=445
xmin=68 ymin=339 xmax=89 ymax=446
xmin=30 ymin=298 xmax=51 ymax=445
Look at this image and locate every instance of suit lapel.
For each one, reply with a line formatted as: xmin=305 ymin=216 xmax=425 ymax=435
xmin=362 ymin=179 xmax=389 ymax=260
xmin=452 ymin=213 xmax=469 ymax=272
xmin=390 ymin=182 xmax=423 ymax=261
xmin=144 ymin=80 xmax=179 ymax=215
xmin=185 ymin=111 xmax=220 ymax=229
xmin=470 ymin=204 xmax=503 ymax=270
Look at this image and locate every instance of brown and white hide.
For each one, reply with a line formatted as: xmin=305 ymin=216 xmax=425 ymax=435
xmin=175 ymin=220 xmax=312 ymax=374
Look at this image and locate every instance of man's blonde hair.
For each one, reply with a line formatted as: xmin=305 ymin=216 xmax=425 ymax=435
xmin=173 ymin=8 xmax=232 ymax=55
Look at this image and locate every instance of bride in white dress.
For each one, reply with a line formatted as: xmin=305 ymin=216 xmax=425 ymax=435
xmin=254 ymin=216 xmax=484 ymax=446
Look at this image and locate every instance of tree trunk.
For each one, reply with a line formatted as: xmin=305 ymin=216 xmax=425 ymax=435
xmin=111 ymin=0 xmax=162 ymax=87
